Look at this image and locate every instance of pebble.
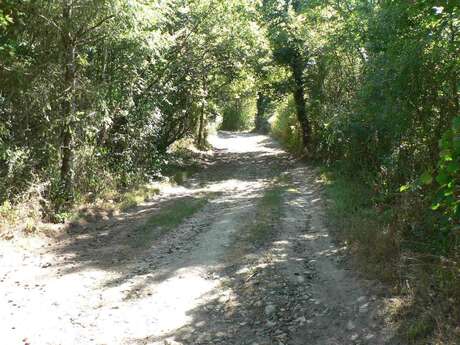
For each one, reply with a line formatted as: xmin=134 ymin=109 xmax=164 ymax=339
xmin=196 ymin=321 xmax=206 ymax=327
xmin=359 ymin=303 xmax=369 ymax=313
xmin=267 ymin=320 xmax=276 ymax=327
xmin=264 ymin=304 xmax=276 ymax=315
xmin=357 ymin=296 xmax=366 ymax=303
xmin=347 ymin=320 xmax=356 ymax=330
xmin=295 ymin=316 xmax=306 ymax=324
xmin=364 ymin=334 xmax=375 ymax=340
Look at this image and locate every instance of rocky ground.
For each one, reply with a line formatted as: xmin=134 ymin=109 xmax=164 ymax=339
xmin=0 ymin=132 xmax=399 ymax=345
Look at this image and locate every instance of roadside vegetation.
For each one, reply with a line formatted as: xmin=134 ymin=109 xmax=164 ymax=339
xmin=266 ymin=3 xmax=459 ymax=343
xmin=1 ymin=1 xmax=458 ymax=343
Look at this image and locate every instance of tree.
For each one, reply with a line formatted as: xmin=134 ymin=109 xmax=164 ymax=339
xmin=258 ymin=0 xmax=311 ymax=148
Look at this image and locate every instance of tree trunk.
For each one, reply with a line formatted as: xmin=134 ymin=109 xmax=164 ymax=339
xmin=198 ymin=103 xmax=205 ymax=148
xmin=291 ymin=58 xmax=310 ymax=149
xmin=448 ymin=14 xmax=459 ymax=121
xmin=60 ymin=2 xmax=76 ymax=208
xmin=255 ymin=92 xmax=269 ymax=133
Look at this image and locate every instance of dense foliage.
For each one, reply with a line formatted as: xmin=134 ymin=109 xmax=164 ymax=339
xmin=0 ymin=0 xmax=258 ymax=210
xmin=265 ymin=1 xmax=459 ymax=341
xmin=267 ymin=1 xmax=459 ymax=248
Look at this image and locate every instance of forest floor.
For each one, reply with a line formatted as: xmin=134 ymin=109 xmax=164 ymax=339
xmin=1 ymin=132 xmax=400 ymax=345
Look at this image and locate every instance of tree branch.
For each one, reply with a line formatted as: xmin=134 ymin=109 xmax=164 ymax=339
xmin=77 ymin=15 xmax=115 ymax=39
xmin=39 ymin=14 xmax=62 ymax=32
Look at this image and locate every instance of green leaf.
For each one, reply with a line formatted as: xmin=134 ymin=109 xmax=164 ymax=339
xmin=399 ymin=184 xmax=410 ymax=192
xmin=452 ymin=117 xmax=460 ymax=132
xmin=440 ymin=149 xmax=453 ymax=161
xmin=420 ymin=171 xmax=433 ymax=185
xmin=446 ymin=161 xmax=460 ymax=174
xmin=439 ymin=132 xmax=452 ymax=149
xmin=436 ymin=171 xmax=449 ymax=185
xmin=453 ymin=136 xmax=460 ymax=154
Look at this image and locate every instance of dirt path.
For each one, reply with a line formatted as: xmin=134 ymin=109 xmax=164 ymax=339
xmin=0 ymin=132 xmax=398 ymax=345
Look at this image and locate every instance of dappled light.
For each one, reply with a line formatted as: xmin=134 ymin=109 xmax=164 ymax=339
xmin=1 ymin=0 xmax=458 ymax=344
xmin=1 ymin=133 xmax=396 ymax=344
xmin=0 ymin=125 xmax=405 ymax=344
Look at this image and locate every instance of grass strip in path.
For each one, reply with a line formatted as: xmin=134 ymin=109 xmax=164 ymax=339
xmin=246 ymin=176 xmax=291 ymax=247
xmin=131 ymin=195 xmax=209 ymax=248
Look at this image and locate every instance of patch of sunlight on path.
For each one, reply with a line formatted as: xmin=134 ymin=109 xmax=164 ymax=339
xmin=208 ymin=132 xmax=284 ymax=154
xmin=97 ymin=267 xmax=219 ymax=344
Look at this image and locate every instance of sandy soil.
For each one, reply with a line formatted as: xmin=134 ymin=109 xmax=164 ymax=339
xmin=0 ymin=132 xmax=399 ymax=345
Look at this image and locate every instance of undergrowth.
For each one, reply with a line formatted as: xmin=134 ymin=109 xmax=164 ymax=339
xmin=269 ymin=87 xmax=460 ymax=344
xmin=0 ymin=144 xmax=206 ymax=238
xmin=318 ymin=164 xmax=460 ymax=345
xmin=270 ymin=97 xmax=303 ymax=154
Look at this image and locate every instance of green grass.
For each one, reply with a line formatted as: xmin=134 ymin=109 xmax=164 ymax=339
xmin=0 ymin=200 xmax=19 ymax=224
xmin=319 ymin=166 xmax=400 ymax=282
xmin=130 ymin=196 xmax=209 ymax=247
xmin=270 ymin=96 xmax=304 ymax=154
xmin=119 ymin=185 xmax=160 ymax=211
xmin=318 ymin=164 xmax=460 ymax=344
xmin=247 ymin=183 xmax=286 ymax=246
xmin=406 ymin=315 xmax=435 ymax=343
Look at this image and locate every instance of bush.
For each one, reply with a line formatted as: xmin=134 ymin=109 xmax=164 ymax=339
xmin=220 ymin=95 xmax=256 ymax=131
xmin=270 ymin=97 xmax=303 ymax=154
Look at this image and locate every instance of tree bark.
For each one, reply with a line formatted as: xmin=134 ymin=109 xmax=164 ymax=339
xmin=290 ymin=57 xmax=310 ymax=149
xmin=196 ymin=76 xmax=208 ymax=148
xmin=197 ymin=100 xmax=206 ymax=148
xmin=255 ymin=92 xmax=269 ymax=133
xmin=60 ymin=2 xmax=76 ymax=208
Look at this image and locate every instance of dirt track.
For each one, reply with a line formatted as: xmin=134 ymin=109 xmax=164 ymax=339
xmin=0 ymin=132 xmax=398 ymax=345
